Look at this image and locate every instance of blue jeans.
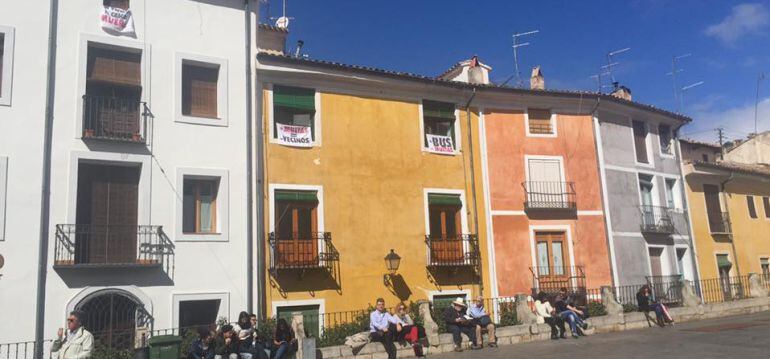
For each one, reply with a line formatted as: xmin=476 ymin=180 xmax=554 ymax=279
xmin=650 ymin=303 xmax=665 ymax=319
xmin=273 ymin=342 xmax=290 ymax=359
xmin=559 ymin=310 xmax=580 ymax=335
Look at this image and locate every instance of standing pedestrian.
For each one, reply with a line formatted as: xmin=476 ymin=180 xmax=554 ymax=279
xmin=51 ymin=310 xmax=94 ymax=359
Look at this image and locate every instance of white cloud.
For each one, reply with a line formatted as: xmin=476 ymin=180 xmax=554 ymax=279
xmin=685 ymin=96 xmax=770 ymax=141
xmin=705 ymin=3 xmax=769 ymax=45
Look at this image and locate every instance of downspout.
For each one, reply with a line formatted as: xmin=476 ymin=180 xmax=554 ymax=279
xmin=35 ymin=0 xmax=59 ymax=357
xmin=463 ymin=88 xmax=482 ymax=294
xmin=720 ymin=171 xmax=740 ymax=277
xmin=244 ymin=0 xmax=255 ymax=315
xmin=251 ymin=3 xmax=267 ymax=319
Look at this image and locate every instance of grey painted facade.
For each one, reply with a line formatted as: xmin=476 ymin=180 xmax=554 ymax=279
xmin=596 ymin=105 xmax=697 ymax=286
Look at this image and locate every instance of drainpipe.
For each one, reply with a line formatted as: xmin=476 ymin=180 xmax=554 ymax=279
xmin=720 ymin=171 xmax=741 ymax=277
xmin=244 ymin=0 xmax=255 ymax=315
xmin=463 ymin=88 xmax=482 ymax=294
xmin=35 ymin=0 xmax=59 ymax=357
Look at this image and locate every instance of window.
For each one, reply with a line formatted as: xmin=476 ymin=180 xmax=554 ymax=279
xmin=183 ymin=178 xmax=219 ymax=234
xmin=273 ymin=85 xmax=316 ymax=144
xmin=276 ymin=305 xmax=320 ymax=338
xmin=763 ymin=197 xmax=770 ymax=219
xmin=676 ymin=248 xmax=687 ymax=276
xmin=761 ymin=258 xmax=769 ymax=277
xmin=632 ymin=120 xmax=649 ymax=164
xmin=104 ymin=0 xmax=129 ymax=9
xmin=427 ymin=193 xmax=464 ymax=263
xmin=659 ymin=124 xmax=672 ymax=155
xmin=648 ymin=247 xmax=664 ymax=277
xmin=535 ymin=231 xmax=567 ymax=275
xmin=747 ymin=196 xmax=758 ymax=219
xmin=527 ymin=108 xmax=555 ymax=135
xmin=422 ymin=100 xmax=457 ymax=153
xmin=665 ymin=178 xmax=677 ymax=209
xmin=638 ymin=174 xmax=655 ymax=207
xmin=182 ymin=62 xmax=219 ymax=118
xmin=0 ymin=157 xmax=7 ymax=240
xmin=432 ymin=293 xmax=467 ymax=308
xmin=702 ymin=153 xmax=709 ymax=162
xmin=179 ymin=299 xmax=221 ymax=334
xmin=0 ymin=26 xmax=15 ymax=106
xmin=703 ymin=184 xmax=728 ymax=233
xmin=274 ymin=190 xmax=319 ymax=266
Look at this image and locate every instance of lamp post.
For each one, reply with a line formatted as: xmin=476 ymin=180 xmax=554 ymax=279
xmin=383 ymin=249 xmax=401 ymax=286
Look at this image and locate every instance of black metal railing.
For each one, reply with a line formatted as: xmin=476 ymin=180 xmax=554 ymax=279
xmin=268 ymin=232 xmax=339 ymax=271
xmin=530 ymin=265 xmax=586 ymax=293
xmin=645 ymin=275 xmax=685 ymax=305
xmin=0 ymin=340 xmax=54 ymax=359
xmin=708 ymin=211 xmax=732 ymax=235
xmin=639 ymin=205 xmax=675 ymax=233
xmin=522 ymin=181 xmax=577 ymax=210
xmin=529 ymin=122 xmax=553 ymax=134
xmin=82 ymin=95 xmax=148 ymax=143
xmin=54 ymin=224 xmax=164 ymax=267
xmin=425 ymin=234 xmax=479 ymax=267
xmin=693 ymin=275 xmax=750 ymax=304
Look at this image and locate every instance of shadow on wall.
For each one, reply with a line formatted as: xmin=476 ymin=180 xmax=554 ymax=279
xmin=270 ymin=269 xmax=341 ymax=298
xmin=427 ymin=267 xmax=479 ymax=290
xmin=386 ymin=274 xmax=413 ymax=302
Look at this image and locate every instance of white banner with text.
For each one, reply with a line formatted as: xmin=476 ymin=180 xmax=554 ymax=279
xmin=426 ymin=134 xmax=455 ymax=154
xmin=276 ymin=123 xmax=313 ymax=147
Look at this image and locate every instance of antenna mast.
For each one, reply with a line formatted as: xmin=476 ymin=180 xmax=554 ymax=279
xmin=667 ymin=53 xmax=691 ymax=106
xmin=680 ymin=81 xmax=704 ymax=113
xmin=605 ymin=47 xmax=630 ymax=84
xmin=512 ymin=30 xmax=539 ymax=88
xmin=755 ymin=73 xmax=765 ymax=135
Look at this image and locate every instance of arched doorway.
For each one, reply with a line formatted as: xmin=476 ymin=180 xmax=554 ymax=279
xmin=75 ymin=289 xmax=151 ymax=352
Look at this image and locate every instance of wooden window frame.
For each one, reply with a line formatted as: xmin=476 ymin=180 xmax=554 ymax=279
xmin=421 ymin=100 xmax=458 ymax=153
xmin=534 ymin=231 xmax=569 ymax=276
xmin=659 ymin=124 xmax=673 ymax=155
xmin=104 ymin=0 xmax=129 ymax=9
xmin=182 ymin=62 xmax=219 ymax=119
xmin=275 ymin=200 xmax=318 ymax=239
xmin=272 ymin=85 xmax=317 ymax=142
xmin=526 ymin=108 xmax=556 ymax=137
xmin=747 ymin=195 xmax=758 ymax=219
xmin=763 ymin=197 xmax=770 ymax=219
xmin=632 ymin=120 xmax=650 ymax=164
xmin=183 ymin=179 xmax=219 ymax=234
xmin=428 ymin=204 xmax=462 ymax=239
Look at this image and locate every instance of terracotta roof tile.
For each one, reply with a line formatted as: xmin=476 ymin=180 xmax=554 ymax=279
xmin=693 ymin=160 xmax=770 ymax=178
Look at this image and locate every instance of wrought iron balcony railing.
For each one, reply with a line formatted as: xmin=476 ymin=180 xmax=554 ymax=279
xmin=522 ymin=181 xmax=577 ymax=210
xmin=425 ymin=234 xmax=479 ymax=267
xmin=54 ymin=224 xmax=164 ymax=268
xmin=708 ymin=211 xmax=732 ymax=235
xmin=82 ymin=95 xmax=149 ymax=143
xmin=268 ymin=232 xmax=339 ymax=271
xmin=640 ymin=205 xmax=675 ymax=233
xmin=530 ymin=265 xmax=586 ymax=292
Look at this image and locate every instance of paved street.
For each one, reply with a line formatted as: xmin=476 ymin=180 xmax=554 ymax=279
xmin=431 ymin=311 xmax=770 ymax=359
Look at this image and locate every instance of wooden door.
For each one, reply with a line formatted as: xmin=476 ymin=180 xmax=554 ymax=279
xmin=429 ymin=205 xmax=463 ymax=263
xmin=275 ymin=201 xmax=318 ymax=267
xmin=535 ymin=231 xmax=569 ymax=289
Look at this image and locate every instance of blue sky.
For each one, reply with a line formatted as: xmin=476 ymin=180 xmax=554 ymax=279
xmin=260 ymin=1 xmax=770 ymax=143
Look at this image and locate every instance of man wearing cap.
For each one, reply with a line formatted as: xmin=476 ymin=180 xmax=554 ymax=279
xmin=442 ymin=298 xmax=481 ymax=352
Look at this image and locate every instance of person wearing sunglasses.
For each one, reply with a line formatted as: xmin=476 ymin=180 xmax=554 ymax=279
xmin=51 ymin=310 xmax=94 ymax=358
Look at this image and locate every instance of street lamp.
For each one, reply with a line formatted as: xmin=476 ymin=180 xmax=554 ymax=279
xmin=383 ymin=249 xmax=401 ymax=286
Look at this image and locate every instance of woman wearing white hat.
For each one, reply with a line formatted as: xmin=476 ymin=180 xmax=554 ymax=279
xmin=442 ymin=298 xmax=482 ymax=352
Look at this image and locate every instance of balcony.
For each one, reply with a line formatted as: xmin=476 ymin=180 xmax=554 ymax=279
xmin=82 ymin=95 xmax=148 ymax=143
xmin=708 ymin=211 xmax=733 ymax=236
xmin=268 ymin=232 xmax=339 ymax=272
xmin=530 ymin=265 xmax=586 ymax=293
xmin=522 ymin=181 xmax=576 ymax=211
xmin=640 ymin=205 xmax=675 ymax=234
xmin=54 ymin=224 xmax=165 ymax=268
xmin=425 ymin=234 xmax=479 ymax=268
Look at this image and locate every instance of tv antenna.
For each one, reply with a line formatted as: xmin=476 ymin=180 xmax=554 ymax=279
xmin=679 ymin=81 xmax=704 ymax=112
xmin=754 ymin=73 xmax=765 ymax=135
xmin=666 ymin=53 xmax=692 ymax=107
xmin=604 ymin=47 xmax=631 ymax=83
xmin=512 ymin=30 xmax=539 ymax=87
xmin=269 ymin=0 xmax=294 ymax=29
xmin=589 ymin=71 xmax=613 ymax=93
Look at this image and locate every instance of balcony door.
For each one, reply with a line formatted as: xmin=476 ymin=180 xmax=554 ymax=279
xmin=85 ymin=45 xmax=142 ymax=140
xmin=428 ymin=194 xmax=464 ymax=263
xmin=535 ymin=231 xmax=569 ymax=289
xmin=703 ymin=184 xmax=726 ymax=233
xmin=75 ymin=163 xmax=140 ymax=265
xmin=274 ymin=190 xmax=319 ymax=267
xmin=527 ymin=158 xmax=564 ymax=207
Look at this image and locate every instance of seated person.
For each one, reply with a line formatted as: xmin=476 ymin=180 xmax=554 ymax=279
xmin=392 ymin=303 xmax=425 ymax=357
xmin=370 ymin=298 xmax=397 ymax=359
xmin=468 ymin=296 xmax=497 ymax=347
xmin=272 ymin=319 xmax=297 ymax=359
xmin=554 ymin=288 xmax=587 ymax=338
xmin=534 ymin=292 xmax=566 ymax=340
xmin=636 ymin=285 xmax=674 ymax=327
xmin=188 ymin=327 xmax=215 ymax=359
xmin=214 ymin=325 xmax=239 ymax=359
xmin=442 ymin=298 xmax=482 ymax=352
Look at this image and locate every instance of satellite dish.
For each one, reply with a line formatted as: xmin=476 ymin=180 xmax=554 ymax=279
xmin=275 ymin=16 xmax=290 ymax=29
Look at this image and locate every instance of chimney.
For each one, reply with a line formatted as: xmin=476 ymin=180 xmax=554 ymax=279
xmin=530 ymin=66 xmax=545 ymax=90
xmin=257 ymin=23 xmax=288 ymax=55
xmin=610 ymin=82 xmax=632 ymax=101
xmin=438 ymin=56 xmax=491 ymax=85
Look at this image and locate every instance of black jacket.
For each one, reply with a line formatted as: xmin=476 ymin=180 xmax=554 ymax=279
xmin=636 ymin=292 xmax=651 ymax=312
xmin=443 ymin=306 xmax=468 ymax=326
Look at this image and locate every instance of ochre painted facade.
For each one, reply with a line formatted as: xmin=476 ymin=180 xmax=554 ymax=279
xmin=262 ymin=88 xmax=492 ymax=316
xmin=483 ymin=109 xmax=613 ymax=295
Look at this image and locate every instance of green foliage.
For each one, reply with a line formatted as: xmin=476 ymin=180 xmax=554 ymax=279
xmin=91 ymin=346 xmax=133 ymax=359
xmin=179 ymin=329 xmax=199 ymax=358
xmin=497 ymin=302 xmax=520 ymax=327
xmin=587 ymin=301 xmax=607 ymax=317
xmin=257 ymin=317 xmax=276 ymax=343
xmin=431 ymin=303 xmax=450 ymax=334
xmin=622 ymin=303 xmax=639 ymax=313
xmin=317 ymin=309 xmax=370 ymax=348
xmin=408 ymin=302 xmax=425 ymax=328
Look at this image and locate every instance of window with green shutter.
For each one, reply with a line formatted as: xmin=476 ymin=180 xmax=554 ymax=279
xmin=422 ymin=100 xmax=456 ymax=149
xmin=273 ymin=85 xmax=316 ymax=140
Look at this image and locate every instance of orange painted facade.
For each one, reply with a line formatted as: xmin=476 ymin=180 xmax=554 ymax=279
xmin=483 ymin=109 xmax=613 ymax=295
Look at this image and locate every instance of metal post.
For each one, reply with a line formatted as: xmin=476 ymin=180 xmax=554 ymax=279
xmin=244 ymin=0 xmax=255 ymax=315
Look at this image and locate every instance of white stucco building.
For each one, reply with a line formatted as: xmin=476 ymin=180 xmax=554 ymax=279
xmin=0 ymin=0 xmax=259 ymax=351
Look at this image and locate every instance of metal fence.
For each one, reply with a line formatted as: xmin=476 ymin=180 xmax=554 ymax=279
xmin=639 ymin=205 xmax=675 ymax=233
xmin=0 ymin=341 xmax=53 ymax=359
xmin=693 ymin=275 xmax=751 ymax=304
xmin=82 ymin=94 xmax=147 ymax=143
xmin=425 ymin=234 xmax=480 ymax=267
xmin=53 ymin=224 xmax=165 ymax=267
xmin=521 ymin=181 xmax=577 ymax=210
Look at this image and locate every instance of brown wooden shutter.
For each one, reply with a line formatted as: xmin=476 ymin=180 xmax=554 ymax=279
xmin=528 ymin=109 xmax=553 ymax=134
xmin=632 ymin=120 xmax=648 ymax=163
xmin=105 ymin=0 xmax=130 ymax=10
xmin=763 ymin=197 xmax=770 ymax=218
xmin=182 ymin=64 xmax=218 ymax=118
xmin=87 ymin=47 xmax=141 ymax=87
xmin=703 ymin=184 xmax=724 ymax=232
xmin=747 ymin=196 xmax=758 ymax=219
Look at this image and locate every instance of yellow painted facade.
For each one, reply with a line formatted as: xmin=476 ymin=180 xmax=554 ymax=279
xmin=261 ymin=87 xmax=492 ymax=317
xmin=684 ymin=164 xmax=770 ymax=280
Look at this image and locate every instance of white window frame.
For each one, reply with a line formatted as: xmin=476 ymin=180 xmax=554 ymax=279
xmin=524 ymin=109 xmax=557 ymax=138
xmin=419 ymin=98 xmax=461 ymax=155
xmin=0 ymin=25 xmax=15 ymax=106
xmin=674 ymin=245 xmax=693 ymax=281
xmin=172 ymin=292 xmax=230 ymax=329
xmin=630 ymin=119 xmax=655 ymax=168
xmin=657 ymin=123 xmax=675 ymax=158
xmin=174 ymin=52 xmax=229 ymax=127
xmin=523 ymin=155 xmax=566 ymax=183
xmin=76 ymin=34 xmax=151 ymax=140
xmin=428 ymin=289 xmax=472 ymax=302
xmin=663 ymin=177 xmax=682 ymax=210
xmin=760 ymin=256 xmax=770 ymax=276
xmin=0 ymin=156 xmax=7 ymax=240
xmin=636 ymin=172 xmax=659 ymax=208
xmin=176 ymin=168 xmax=230 ymax=242
xmin=272 ymin=299 xmax=324 ymax=337
xmin=266 ymin=83 xmax=322 ymax=147
xmin=528 ymin=225 xmax=576 ymax=288
xmin=268 ymin=183 xmax=325 ymax=259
